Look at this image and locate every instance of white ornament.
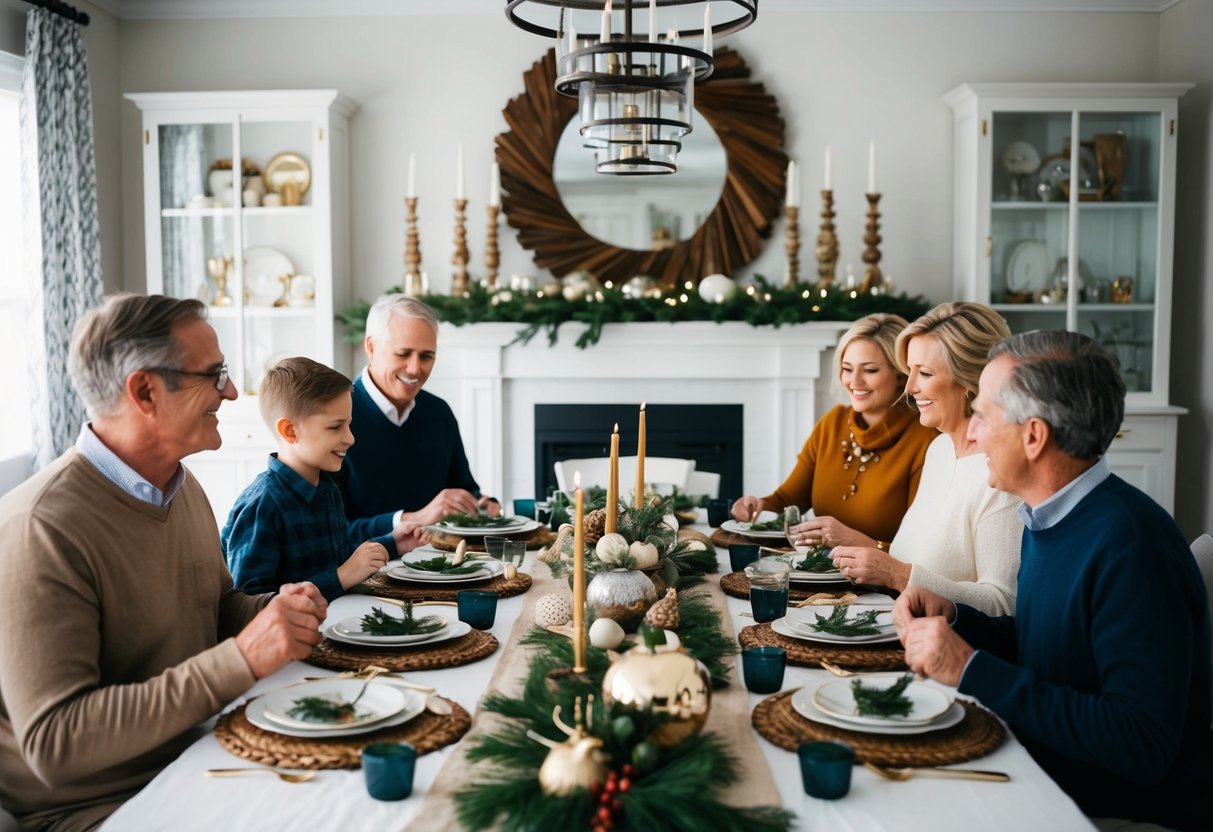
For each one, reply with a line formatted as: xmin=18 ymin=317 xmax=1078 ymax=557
xmin=683 ymin=539 xmax=707 ymax=552
xmin=534 ymin=592 xmax=573 ymax=628
xmin=589 ymin=617 xmax=626 ymax=650
xmin=628 ymin=540 xmax=660 ymax=570
xmin=595 ymin=533 xmax=630 ymax=566
xmin=662 ymin=513 xmax=679 ymax=534
xmin=452 ymin=540 xmax=467 ymax=565
xmin=698 ymin=273 xmax=736 ymax=303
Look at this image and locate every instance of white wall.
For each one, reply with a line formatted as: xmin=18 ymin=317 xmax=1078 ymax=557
xmin=1160 ymin=0 xmax=1213 ymax=540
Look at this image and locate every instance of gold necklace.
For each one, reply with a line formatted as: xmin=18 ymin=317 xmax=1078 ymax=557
xmin=840 ymin=430 xmax=880 ymax=501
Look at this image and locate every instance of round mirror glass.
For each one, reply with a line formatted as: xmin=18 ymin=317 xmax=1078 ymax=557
xmin=552 ymin=115 xmax=727 ymax=251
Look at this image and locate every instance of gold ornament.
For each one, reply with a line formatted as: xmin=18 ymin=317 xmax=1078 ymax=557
xmin=602 ymin=634 xmax=711 ymax=747
xmin=644 ymin=588 xmax=680 ymax=630
xmin=528 ymin=697 xmax=609 ymax=796
xmin=583 ymin=508 xmax=607 ymax=544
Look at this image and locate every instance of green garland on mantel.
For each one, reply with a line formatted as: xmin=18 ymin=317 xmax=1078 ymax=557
xmin=338 ymin=276 xmax=932 ymax=349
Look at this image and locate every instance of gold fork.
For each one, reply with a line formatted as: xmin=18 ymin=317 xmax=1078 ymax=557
xmin=206 ymin=767 xmax=316 ymax=783
xmin=864 ymin=762 xmax=1008 ymax=783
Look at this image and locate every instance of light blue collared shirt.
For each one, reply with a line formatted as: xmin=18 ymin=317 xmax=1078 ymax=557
xmin=75 ymin=423 xmax=186 ymax=507
xmin=1017 ymin=456 xmax=1111 ymax=532
xmin=360 ymin=366 xmax=416 ymax=427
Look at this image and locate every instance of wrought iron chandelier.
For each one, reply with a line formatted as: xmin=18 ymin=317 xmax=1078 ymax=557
xmin=505 ymin=0 xmax=758 ymax=174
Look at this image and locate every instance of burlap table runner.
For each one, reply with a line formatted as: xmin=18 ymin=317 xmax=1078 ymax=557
xmin=307 ymin=629 xmax=499 ymax=672
xmin=752 ymin=691 xmax=1005 ymax=767
xmin=428 ymin=526 xmax=556 ymax=553
xmin=739 ymin=623 xmax=908 ymax=671
xmin=214 ymin=697 xmax=471 ymax=770
xmin=719 ymin=570 xmax=856 ymax=601
xmin=364 ymin=570 xmax=533 ymax=601
xmin=406 ymin=563 xmax=781 ymax=831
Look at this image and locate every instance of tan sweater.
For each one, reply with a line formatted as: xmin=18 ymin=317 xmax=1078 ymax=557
xmin=0 ymin=450 xmax=266 ymax=825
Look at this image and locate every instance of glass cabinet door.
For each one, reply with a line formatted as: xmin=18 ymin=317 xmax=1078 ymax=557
xmin=988 ymin=110 xmax=1072 ymax=334
xmin=237 ymin=118 xmax=318 ymax=395
xmin=1074 ymin=111 xmax=1162 ymax=395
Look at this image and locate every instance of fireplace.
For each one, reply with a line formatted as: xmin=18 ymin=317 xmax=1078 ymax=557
xmin=533 ymin=404 xmax=744 ymax=498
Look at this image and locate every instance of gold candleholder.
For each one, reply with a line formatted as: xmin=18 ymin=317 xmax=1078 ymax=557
xmin=815 ymin=189 xmax=839 ymax=292
xmin=403 ymin=196 xmax=423 ymax=296
xmin=451 ymin=198 xmax=470 ymax=296
xmin=485 ymin=204 xmax=500 ymax=289
xmin=205 ymin=256 xmax=233 ymax=307
xmin=860 ymin=192 xmax=883 ymax=294
xmin=783 ymin=204 xmax=800 ymax=288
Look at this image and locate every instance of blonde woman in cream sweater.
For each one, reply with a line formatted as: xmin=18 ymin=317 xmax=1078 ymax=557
xmin=828 ymin=302 xmax=1023 ymax=615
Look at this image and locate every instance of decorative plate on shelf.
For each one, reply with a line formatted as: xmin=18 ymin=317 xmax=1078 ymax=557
xmin=1005 ymin=240 xmax=1051 ymax=296
xmin=243 ymin=246 xmax=294 ymax=306
xmin=264 ymin=152 xmax=312 ymax=196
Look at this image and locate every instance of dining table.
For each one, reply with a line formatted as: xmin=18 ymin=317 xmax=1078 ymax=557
xmin=101 ymin=520 xmax=1096 ymax=831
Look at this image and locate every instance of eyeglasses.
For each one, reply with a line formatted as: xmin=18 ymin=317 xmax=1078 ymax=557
xmin=145 ymin=363 xmax=230 ymax=392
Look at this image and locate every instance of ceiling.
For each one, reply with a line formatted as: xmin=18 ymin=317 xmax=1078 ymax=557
xmin=88 ymin=0 xmax=1184 ymax=21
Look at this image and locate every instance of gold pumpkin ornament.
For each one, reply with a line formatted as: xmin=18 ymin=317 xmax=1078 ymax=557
xmin=601 ymin=632 xmax=711 ymax=747
xmin=527 ymin=697 xmax=609 ymax=796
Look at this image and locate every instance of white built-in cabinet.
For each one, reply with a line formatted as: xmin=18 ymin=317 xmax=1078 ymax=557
xmin=945 ymin=83 xmax=1191 ymax=513
xmin=127 ymin=90 xmax=358 ymax=522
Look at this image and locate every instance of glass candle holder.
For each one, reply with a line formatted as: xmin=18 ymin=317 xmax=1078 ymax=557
xmin=362 ymin=742 xmax=417 ymax=801
xmin=457 ymin=589 xmax=498 ymax=630
xmin=798 ymin=740 xmax=854 ymax=799
xmin=741 ymin=646 xmax=786 ymax=694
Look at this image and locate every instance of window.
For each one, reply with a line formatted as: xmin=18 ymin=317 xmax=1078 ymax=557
xmin=0 ymin=51 xmax=33 ymax=469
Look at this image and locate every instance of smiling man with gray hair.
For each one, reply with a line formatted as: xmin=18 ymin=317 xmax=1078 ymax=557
xmin=894 ymin=330 xmax=1212 ymax=830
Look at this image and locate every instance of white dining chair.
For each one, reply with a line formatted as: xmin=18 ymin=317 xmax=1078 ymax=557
xmin=684 ymin=469 xmax=722 ymax=499
xmin=554 ymin=456 xmax=695 ymax=497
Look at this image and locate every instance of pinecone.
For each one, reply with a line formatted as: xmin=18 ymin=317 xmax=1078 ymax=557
xmin=583 ymin=508 xmax=607 ymax=544
xmin=644 ymin=588 xmax=680 ymax=630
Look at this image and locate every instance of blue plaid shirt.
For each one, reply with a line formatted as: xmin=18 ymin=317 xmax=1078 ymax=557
xmin=222 ymin=455 xmax=393 ymax=601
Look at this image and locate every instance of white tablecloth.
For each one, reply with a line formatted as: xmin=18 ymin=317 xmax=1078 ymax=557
xmin=103 ymin=539 xmax=1095 ymax=832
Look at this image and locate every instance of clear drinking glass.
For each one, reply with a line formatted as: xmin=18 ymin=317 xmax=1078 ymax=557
xmin=784 ymin=506 xmax=807 ymax=556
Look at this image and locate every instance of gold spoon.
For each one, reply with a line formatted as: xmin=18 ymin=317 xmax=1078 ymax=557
xmin=206 ymin=767 xmax=316 ymax=783
xmin=864 ymin=762 xmax=1009 ymax=783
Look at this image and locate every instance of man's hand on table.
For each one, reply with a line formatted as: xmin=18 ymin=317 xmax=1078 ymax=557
xmin=236 ymin=582 xmax=328 ymax=679
xmin=893 ymin=586 xmax=971 ymax=687
xmin=392 ymin=519 xmax=429 ymax=555
xmin=404 ymin=488 xmax=483 ymax=526
xmin=477 ymin=495 xmax=501 ymax=516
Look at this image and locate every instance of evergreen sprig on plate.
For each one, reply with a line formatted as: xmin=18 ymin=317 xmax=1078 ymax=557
xmin=404 ymin=556 xmax=486 ymax=575
xmin=287 ymin=695 xmax=358 ymax=724
xmin=747 ymin=509 xmax=787 ymax=532
xmin=440 ymin=512 xmax=516 ymax=528
xmin=851 ymin=673 xmax=915 ymax=718
xmin=360 ymin=603 xmax=447 ymax=636
xmin=792 ymin=546 xmax=836 ymax=573
xmin=810 ymin=606 xmax=884 ymax=636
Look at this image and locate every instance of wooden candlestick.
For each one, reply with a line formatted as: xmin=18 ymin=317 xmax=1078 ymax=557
xmin=451 ymin=198 xmax=470 ymax=296
xmin=485 ymin=204 xmax=500 ymax=289
xmin=860 ymin=192 xmax=883 ymax=294
xmin=815 ymin=189 xmax=838 ymax=291
xmin=783 ymin=204 xmax=800 ymax=288
xmin=403 ymin=197 xmax=424 ymax=296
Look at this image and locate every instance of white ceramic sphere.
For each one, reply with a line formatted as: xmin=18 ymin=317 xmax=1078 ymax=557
xmin=698 ymin=273 xmax=737 ymax=303
xmin=589 ymin=617 xmax=626 ymax=650
xmin=534 ymin=592 xmax=573 ymax=628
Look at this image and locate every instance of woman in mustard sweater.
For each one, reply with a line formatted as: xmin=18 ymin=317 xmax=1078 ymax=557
xmin=731 ymin=314 xmax=936 ymax=548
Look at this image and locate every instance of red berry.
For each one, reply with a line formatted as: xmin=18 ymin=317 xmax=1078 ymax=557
xmin=618 ymin=777 xmax=631 ymax=792
xmin=600 ymin=792 xmax=612 ymax=806
xmin=598 ymin=806 xmax=612 ymax=823
xmin=622 ymin=763 xmax=634 ymax=777
xmin=594 ymin=827 xmax=606 ymax=832
xmin=604 ymin=779 xmax=618 ymax=794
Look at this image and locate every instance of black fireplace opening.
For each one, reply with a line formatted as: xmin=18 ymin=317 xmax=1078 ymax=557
xmin=534 ymin=404 xmax=743 ymax=499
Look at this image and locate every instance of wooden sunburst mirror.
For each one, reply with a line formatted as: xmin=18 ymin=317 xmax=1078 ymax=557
xmin=496 ymin=47 xmax=786 ymax=288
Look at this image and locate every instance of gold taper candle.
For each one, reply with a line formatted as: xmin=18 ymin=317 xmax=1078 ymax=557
xmin=572 ymin=471 xmax=586 ymax=672
xmin=606 ymin=423 xmax=619 ymax=534
xmin=634 ymin=402 xmax=647 ymax=508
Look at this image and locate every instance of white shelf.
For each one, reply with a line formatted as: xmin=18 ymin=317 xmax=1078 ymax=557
xmin=162 ymin=206 xmax=313 ymax=218
xmin=1078 ymin=303 xmax=1155 ymax=312
xmin=161 ymin=207 xmax=234 ymax=218
xmin=991 ymin=201 xmax=1158 ymax=211
xmin=992 ymin=304 xmax=1067 ymax=313
xmin=206 ymin=305 xmax=315 ymax=318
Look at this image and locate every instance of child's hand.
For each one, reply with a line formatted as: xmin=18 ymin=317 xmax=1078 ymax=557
xmin=392 ymin=520 xmax=429 ymax=556
xmin=337 ymin=541 xmax=389 ymax=589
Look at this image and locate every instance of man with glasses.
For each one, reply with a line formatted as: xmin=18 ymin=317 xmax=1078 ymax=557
xmin=0 ymin=294 xmax=328 ymax=830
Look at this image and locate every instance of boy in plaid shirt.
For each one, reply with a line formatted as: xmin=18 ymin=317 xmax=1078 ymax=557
xmin=223 ymin=358 xmax=404 ymax=600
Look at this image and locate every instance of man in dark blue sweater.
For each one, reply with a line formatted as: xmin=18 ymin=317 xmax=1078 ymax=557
xmin=337 ymin=295 xmax=499 ymax=542
xmin=895 ymin=331 xmax=1211 ymax=831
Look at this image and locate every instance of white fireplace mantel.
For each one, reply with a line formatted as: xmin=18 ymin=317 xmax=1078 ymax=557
xmin=424 ymin=321 xmax=852 ymax=503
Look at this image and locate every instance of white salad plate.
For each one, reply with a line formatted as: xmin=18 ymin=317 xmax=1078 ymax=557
xmin=791 ymin=684 xmax=964 ymax=736
xmin=385 ymin=561 xmax=499 ymax=584
xmin=721 ymin=512 xmax=788 ymax=540
xmin=771 ymin=615 xmax=900 ymax=645
xmin=812 ymin=675 xmax=954 ymax=727
xmin=432 ymin=516 xmax=539 ymax=535
xmin=248 ymin=682 xmax=426 ymax=739
xmin=331 ymin=613 xmax=450 ymax=645
xmin=323 ymin=618 xmax=472 ymax=648
xmin=258 ymin=679 xmax=407 ymax=731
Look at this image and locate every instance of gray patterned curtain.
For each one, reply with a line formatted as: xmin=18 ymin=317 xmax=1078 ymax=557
xmin=19 ymin=8 xmax=103 ymax=470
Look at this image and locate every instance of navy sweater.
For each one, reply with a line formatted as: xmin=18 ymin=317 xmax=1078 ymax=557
xmin=956 ymin=475 xmax=1212 ymax=830
xmin=337 ymin=379 xmax=480 ymax=542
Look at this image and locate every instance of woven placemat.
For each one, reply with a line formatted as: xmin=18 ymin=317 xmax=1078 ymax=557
xmin=429 ymin=526 xmax=556 ymax=552
xmin=720 ymin=570 xmax=855 ymax=602
xmin=307 ymin=629 xmax=499 ymax=672
xmin=363 ymin=570 xmax=533 ymax=601
xmin=739 ymin=623 xmax=907 ymax=671
xmin=752 ymin=691 xmax=1004 ymax=767
xmin=214 ymin=698 xmax=472 ymax=770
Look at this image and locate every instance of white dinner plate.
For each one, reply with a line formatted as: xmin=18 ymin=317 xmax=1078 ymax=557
xmin=791 ymin=685 xmax=965 ymax=736
xmin=431 ymin=516 xmax=539 ymax=536
xmin=811 ymin=675 xmax=955 ymax=727
xmin=771 ymin=615 xmax=901 ymax=645
xmin=385 ymin=561 xmax=498 ymax=584
xmin=323 ymin=618 xmax=472 ymax=648
xmin=247 ymin=683 xmax=426 ymax=739
xmin=331 ymin=613 xmax=450 ymax=645
xmin=243 ymin=246 xmax=294 ymax=305
xmin=720 ymin=514 xmax=788 ymax=540
xmin=258 ymin=678 xmax=407 ymax=731
xmin=1006 ymin=239 xmax=1051 ymax=295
